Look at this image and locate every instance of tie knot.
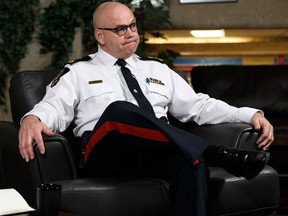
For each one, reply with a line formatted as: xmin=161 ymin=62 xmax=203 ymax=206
xmin=116 ymin=59 xmax=127 ymax=67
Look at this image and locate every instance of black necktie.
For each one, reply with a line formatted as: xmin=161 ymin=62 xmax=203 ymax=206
xmin=116 ymin=59 xmax=155 ymax=115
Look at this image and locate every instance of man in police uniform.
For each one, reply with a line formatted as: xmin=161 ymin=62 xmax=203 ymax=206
xmin=18 ymin=2 xmax=274 ymax=216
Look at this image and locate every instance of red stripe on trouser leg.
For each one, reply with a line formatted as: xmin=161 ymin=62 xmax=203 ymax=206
xmin=193 ymin=160 xmax=200 ymax=166
xmin=84 ymin=121 xmax=170 ymax=162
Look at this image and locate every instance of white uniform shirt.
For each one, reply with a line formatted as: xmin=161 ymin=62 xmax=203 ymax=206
xmin=24 ymin=47 xmax=259 ymax=137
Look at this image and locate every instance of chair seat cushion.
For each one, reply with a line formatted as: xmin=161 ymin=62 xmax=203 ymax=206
xmin=54 ymin=178 xmax=171 ymax=216
xmin=208 ymin=165 xmax=279 ymax=215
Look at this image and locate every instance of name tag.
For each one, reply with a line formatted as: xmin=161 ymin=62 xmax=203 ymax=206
xmin=88 ymin=80 xmax=103 ymax=84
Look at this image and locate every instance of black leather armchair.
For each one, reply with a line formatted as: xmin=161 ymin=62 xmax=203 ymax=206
xmin=0 ymin=70 xmax=279 ymax=216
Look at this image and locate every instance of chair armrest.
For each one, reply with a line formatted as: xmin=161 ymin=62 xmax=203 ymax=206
xmin=0 ymin=121 xmax=77 ymax=187
xmin=0 ymin=121 xmax=37 ymax=205
xmin=184 ymin=123 xmax=260 ymax=150
xmin=31 ymin=133 xmax=78 ymax=184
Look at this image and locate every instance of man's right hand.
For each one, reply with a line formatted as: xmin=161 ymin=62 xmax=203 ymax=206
xmin=18 ymin=115 xmax=54 ymax=162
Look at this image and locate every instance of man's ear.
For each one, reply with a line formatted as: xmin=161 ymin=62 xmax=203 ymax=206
xmin=94 ymin=29 xmax=104 ymax=45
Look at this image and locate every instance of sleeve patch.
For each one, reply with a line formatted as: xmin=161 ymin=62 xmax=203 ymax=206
xmin=51 ymin=67 xmax=70 ymax=87
xmin=50 ymin=56 xmax=92 ymax=87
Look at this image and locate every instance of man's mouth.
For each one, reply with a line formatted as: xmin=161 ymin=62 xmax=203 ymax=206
xmin=123 ymin=39 xmax=137 ymax=45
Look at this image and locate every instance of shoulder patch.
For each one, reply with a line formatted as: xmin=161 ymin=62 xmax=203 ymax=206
xmin=66 ymin=55 xmax=92 ymax=65
xmin=139 ymin=56 xmax=164 ymax=64
xmin=51 ymin=67 xmax=70 ymax=87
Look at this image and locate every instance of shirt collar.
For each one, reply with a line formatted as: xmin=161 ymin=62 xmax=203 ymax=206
xmin=97 ymin=46 xmax=138 ymax=69
xmin=97 ymin=47 xmax=117 ymax=68
xmin=125 ymin=56 xmax=137 ymax=69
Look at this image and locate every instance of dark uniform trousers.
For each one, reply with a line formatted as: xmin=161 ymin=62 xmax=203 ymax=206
xmin=81 ymin=101 xmax=210 ymax=216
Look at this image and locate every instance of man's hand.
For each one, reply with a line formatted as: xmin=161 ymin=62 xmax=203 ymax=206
xmin=18 ymin=115 xmax=54 ymax=162
xmin=250 ymin=112 xmax=274 ymax=151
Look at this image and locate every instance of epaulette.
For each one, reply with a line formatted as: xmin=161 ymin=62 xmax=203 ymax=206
xmin=50 ymin=56 xmax=92 ymax=87
xmin=139 ymin=56 xmax=164 ymax=64
xmin=51 ymin=67 xmax=70 ymax=87
xmin=66 ymin=55 xmax=92 ymax=65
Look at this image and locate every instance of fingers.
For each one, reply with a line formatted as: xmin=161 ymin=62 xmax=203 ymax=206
xmin=19 ymin=129 xmax=45 ymax=162
xmin=42 ymin=125 xmax=55 ymax=136
xmin=36 ymin=126 xmax=54 ymax=154
xmin=255 ymin=122 xmax=274 ymax=151
xmin=251 ymin=112 xmax=274 ymax=151
xmin=18 ymin=115 xmax=54 ymax=162
xmin=34 ymin=131 xmax=46 ymax=155
xmin=257 ymin=125 xmax=274 ymax=150
xmin=19 ymin=128 xmax=35 ymax=162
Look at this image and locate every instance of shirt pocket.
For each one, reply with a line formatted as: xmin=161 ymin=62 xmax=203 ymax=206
xmin=147 ymin=84 xmax=170 ymax=106
xmin=82 ymin=83 xmax=116 ymax=110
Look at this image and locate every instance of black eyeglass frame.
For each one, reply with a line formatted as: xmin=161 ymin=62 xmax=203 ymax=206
xmin=97 ymin=22 xmax=137 ymax=36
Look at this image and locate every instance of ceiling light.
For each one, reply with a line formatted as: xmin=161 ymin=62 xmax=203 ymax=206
xmin=190 ymin=29 xmax=225 ymax=38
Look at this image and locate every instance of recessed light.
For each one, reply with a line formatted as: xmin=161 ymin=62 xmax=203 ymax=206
xmin=190 ymin=29 xmax=225 ymax=38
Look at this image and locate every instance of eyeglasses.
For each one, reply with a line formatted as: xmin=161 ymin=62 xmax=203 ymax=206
xmin=97 ymin=22 xmax=137 ymax=36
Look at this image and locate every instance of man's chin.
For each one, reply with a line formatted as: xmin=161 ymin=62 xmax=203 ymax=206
xmin=123 ymin=46 xmax=137 ymax=55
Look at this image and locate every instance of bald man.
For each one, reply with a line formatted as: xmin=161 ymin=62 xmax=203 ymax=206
xmin=19 ymin=2 xmax=273 ymax=215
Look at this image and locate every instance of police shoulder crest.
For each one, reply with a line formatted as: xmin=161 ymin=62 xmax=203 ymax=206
xmin=51 ymin=56 xmax=92 ymax=87
xmin=51 ymin=67 xmax=70 ymax=87
xmin=139 ymin=56 xmax=164 ymax=64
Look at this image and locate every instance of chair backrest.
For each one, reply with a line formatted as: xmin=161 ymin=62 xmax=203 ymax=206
xmin=9 ymin=70 xmax=59 ymax=123
xmin=191 ymin=65 xmax=288 ymax=125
